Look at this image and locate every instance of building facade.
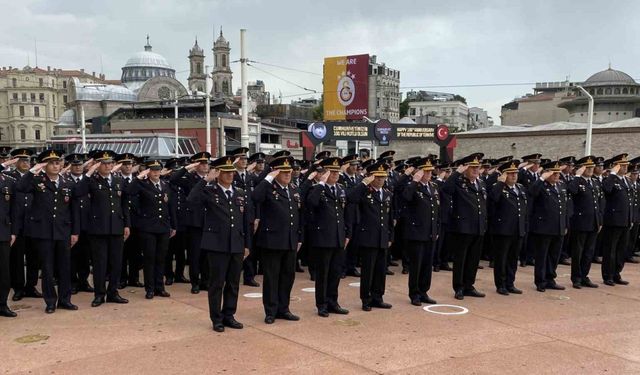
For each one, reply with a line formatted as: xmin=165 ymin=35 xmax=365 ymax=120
xmin=468 ymin=107 xmax=493 ymax=129
xmin=211 ymin=29 xmax=233 ymax=99
xmin=368 ymin=55 xmax=400 ymax=122
xmin=187 ymin=38 xmax=206 ymax=93
xmin=407 ymin=100 xmax=469 ymax=131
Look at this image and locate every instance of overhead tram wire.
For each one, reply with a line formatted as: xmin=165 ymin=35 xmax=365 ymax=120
xmin=246 ymin=62 xmax=319 ymax=94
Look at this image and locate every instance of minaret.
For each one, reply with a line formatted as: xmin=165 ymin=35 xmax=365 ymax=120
xmin=188 ymin=37 xmax=206 ymax=93
xmin=211 ymin=27 xmax=233 ymax=99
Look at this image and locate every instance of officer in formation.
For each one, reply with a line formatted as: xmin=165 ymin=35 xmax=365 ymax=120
xmin=3 ymin=147 xmax=640 ymax=326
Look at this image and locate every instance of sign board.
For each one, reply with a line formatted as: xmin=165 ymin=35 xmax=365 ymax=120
xmin=323 ymin=54 xmax=369 ymax=121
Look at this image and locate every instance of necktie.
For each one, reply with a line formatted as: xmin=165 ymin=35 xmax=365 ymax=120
xmin=54 ymin=180 xmax=58 ymax=189
xmin=284 ymin=187 xmax=290 ymax=199
xmin=331 ymin=186 xmax=336 ymax=196
xmin=226 ymin=190 xmax=232 ymax=200
xmin=241 ymin=173 xmax=245 ymax=183
xmin=75 ymin=177 xmax=79 ymax=184
xmin=379 ymin=190 xmax=383 ymax=201
xmin=510 ymin=186 xmax=517 ymax=195
xmin=351 ymin=176 xmax=356 ymax=185
xmin=155 ymin=183 xmax=161 ymax=191
xmin=125 ymin=177 xmax=130 ymax=183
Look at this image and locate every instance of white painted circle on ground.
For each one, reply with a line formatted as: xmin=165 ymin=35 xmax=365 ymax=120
xmin=348 ymin=282 xmax=360 ymax=287
xmin=243 ymin=292 xmax=262 ymax=298
xmin=423 ymin=304 xmax=469 ymax=315
xmin=301 ymin=287 xmax=315 ymax=293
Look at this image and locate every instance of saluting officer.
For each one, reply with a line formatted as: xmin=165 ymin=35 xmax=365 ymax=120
xmin=0 ymin=158 xmax=17 ymax=317
xmin=442 ymin=153 xmax=488 ymax=300
xmin=188 ymin=156 xmax=253 ymax=333
xmin=518 ymin=153 xmax=542 ymax=268
xmin=601 ymin=154 xmax=633 ymax=286
xmin=116 ymin=153 xmax=143 ymax=289
xmin=128 ymin=159 xmax=177 ymax=299
xmin=306 ymin=157 xmax=350 ymax=317
xmin=488 ymin=160 xmax=527 ymax=295
xmin=252 ymin=156 xmax=303 ymax=324
xmin=347 ymin=161 xmax=394 ymax=311
xmin=232 ymin=147 xmax=251 ymax=190
xmin=17 ymin=149 xmax=80 ymax=314
xmin=74 ymin=150 xmax=130 ymax=307
xmin=241 ymin=151 xmax=268 ymax=288
xmin=566 ymin=156 xmax=602 ymax=289
xmin=338 ymin=154 xmax=362 ymax=278
xmin=401 ymin=157 xmax=440 ymax=306
xmin=529 ymin=161 xmax=569 ymax=292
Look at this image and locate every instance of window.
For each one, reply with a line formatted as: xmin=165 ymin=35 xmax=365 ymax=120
xmin=30 ymin=93 xmax=35 ymax=102
xmin=19 ymin=106 xmax=25 ymax=116
xmin=623 ymin=88 xmax=629 ymax=94
xmin=39 ymin=93 xmax=45 ymax=102
xmin=260 ymin=133 xmax=280 ymax=144
xmin=614 ymin=88 xmax=620 ymax=95
xmin=63 ymin=95 xmax=67 ymax=103
xmin=12 ymin=93 xmax=17 ymax=100
xmin=20 ymin=129 xmax=25 ymax=140
xmin=62 ymin=81 xmax=67 ymax=89
xmin=39 ymin=78 xmax=43 ymax=87
xmin=605 ymin=88 xmax=612 ymax=95
xmin=196 ymin=62 xmax=202 ymax=74
xmin=34 ymin=107 xmax=40 ymax=117
xmin=12 ymin=78 xmax=17 ymax=87
xmin=35 ymin=129 xmax=41 ymax=140
xmin=597 ymin=88 xmax=603 ymax=95
xmin=21 ymin=93 xmax=26 ymax=101
xmin=222 ymin=54 xmax=227 ymax=67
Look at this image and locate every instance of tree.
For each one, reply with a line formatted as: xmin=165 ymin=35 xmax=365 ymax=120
xmin=399 ymin=97 xmax=410 ymax=118
xmin=452 ymin=94 xmax=467 ymax=104
xmin=312 ymin=100 xmax=324 ymax=120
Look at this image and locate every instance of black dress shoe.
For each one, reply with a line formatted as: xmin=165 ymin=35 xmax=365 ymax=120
xmin=145 ymin=291 xmax=154 ymax=299
xmin=593 ymin=257 xmax=602 ymax=264
xmin=57 ymin=302 xmax=78 ymax=311
xmin=402 ymin=267 xmax=409 ymax=275
xmin=276 ymin=311 xmax=300 ymax=321
xmin=440 ymin=264 xmax=453 ymax=271
xmin=615 ymin=279 xmax=629 ymax=285
xmin=243 ymin=279 xmax=260 ymax=287
xmin=128 ymin=281 xmax=144 ymax=288
xmin=264 ymin=315 xmax=275 ymax=324
xmin=91 ymin=297 xmax=105 ymax=307
xmin=603 ymin=280 xmax=615 ymax=286
xmin=477 ymin=265 xmax=484 ymax=270
xmin=411 ymin=298 xmax=421 ymax=306
xmin=454 ymin=290 xmax=464 ymax=300
xmin=340 ymin=273 xmax=346 ymax=279
xmin=222 ymin=317 xmax=244 ymax=329
xmin=389 ymin=260 xmax=399 ymax=266
xmin=626 ymin=257 xmax=640 ymax=264
xmin=165 ymin=277 xmax=174 ymax=286
xmin=213 ymin=323 xmax=225 ymax=332
xmin=547 ymin=284 xmax=565 ymax=290
xmin=45 ymin=305 xmax=56 ymax=314
xmin=572 ymin=282 xmax=582 ymax=289
xmin=328 ymin=305 xmax=349 ymax=315
xmin=70 ymin=286 xmax=79 ymax=295
xmin=346 ymin=269 xmax=361 ymax=277
xmin=24 ymin=288 xmax=43 ymax=298
xmin=79 ymin=284 xmax=94 ymax=293
xmin=464 ymin=288 xmax=486 ymax=298
xmin=118 ymin=282 xmax=127 ymax=290
xmin=362 ymin=304 xmax=372 ymax=312
xmin=581 ymin=280 xmax=599 ymax=288
xmin=519 ymin=260 xmax=527 ymax=268
xmin=385 ymin=269 xmax=395 ymax=276
xmin=318 ymin=308 xmax=330 ymax=317
xmin=295 ymin=264 xmax=304 ymax=273
xmin=191 ymin=286 xmax=200 ymax=294
xmin=107 ymin=294 xmax=129 ymax=304
xmin=420 ymin=295 xmax=437 ymax=304
xmin=536 ymin=286 xmax=546 ymax=292
xmin=507 ymin=286 xmax=523 ymax=294
xmin=12 ymin=290 xmax=24 ymax=301
xmin=0 ymin=307 xmax=17 ymax=317
xmin=526 ymin=260 xmax=535 ymax=266
xmin=155 ymin=290 xmax=171 ymax=297
xmin=433 ymin=265 xmax=440 ymax=272
xmin=496 ymin=288 xmax=509 ymax=296
xmin=174 ymin=276 xmax=190 ymax=284
xmin=372 ymin=301 xmax=392 ymax=309
xmin=559 ymin=258 xmax=571 ymax=266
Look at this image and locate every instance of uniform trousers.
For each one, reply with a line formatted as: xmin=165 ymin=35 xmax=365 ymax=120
xmin=0 ymin=242 xmax=10 ymax=307
xmin=10 ymin=235 xmax=39 ymax=293
xmin=137 ymin=231 xmax=169 ymax=293
xmin=207 ymin=252 xmax=243 ymax=324
xmin=601 ymin=226 xmax=629 ymax=282
xmin=70 ymin=232 xmax=91 ymax=288
xmin=311 ymin=246 xmax=344 ymax=309
xmin=34 ymin=239 xmax=71 ymax=307
xmin=187 ymin=226 xmax=208 ymax=287
xmin=569 ymin=230 xmax=598 ymax=284
xmin=359 ymin=247 xmax=387 ymax=304
xmin=406 ymin=239 xmax=434 ymax=299
xmin=166 ymin=230 xmax=187 ymax=280
xmin=492 ymin=235 xmax=521 ymax=289
xmin=451 ymin=233 xmax=483 ymax=292
xmin=261 ymin=248 xmax=296 ymax=317
xmin=90 ymin=234 xmax=124 ymax=298
xmin=531 ymin=233 xmax=563 ymax=287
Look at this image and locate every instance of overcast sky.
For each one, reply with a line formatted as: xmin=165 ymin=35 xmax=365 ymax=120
xmin=2 ymin=0 xmax=638 ymax=124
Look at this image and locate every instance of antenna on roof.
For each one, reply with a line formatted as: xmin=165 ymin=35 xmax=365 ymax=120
xmin=100 ymin=55 xmax=104 ymax=75
xmin=34 ymin=38 xmax=38 ymax=68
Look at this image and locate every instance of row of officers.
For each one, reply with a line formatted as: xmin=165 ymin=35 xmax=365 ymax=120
xmin=0 ymin=146 xmax=637 ymax=333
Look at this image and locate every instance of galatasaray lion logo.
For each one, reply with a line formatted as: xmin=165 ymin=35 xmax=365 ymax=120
xmin=337 ymin=71 xmax=356 ymax=107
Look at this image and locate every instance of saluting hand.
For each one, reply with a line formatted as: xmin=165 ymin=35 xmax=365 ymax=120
xmin=185 ymin=162 xmax=200 ymax=172
xmin=362 ymin=175 xmax=375 ymax=185
xmin=1 ymin=157 xmax=18 ymax=168
xmin=612 ymin=164 xmax=621 ymax=175
xmin=412 ymin=169 xmax=424 ymax=182
xmin=438 ymin=171 xmax=447 ymax=180
xmin=540 ymin=170 xmax=554 ymax=181
xmin=319 ymin=170 xmax=330 ymax=183
xmin=456 ymin=164 xmax=468 ymax=174
xmin=307 ymin=171 xmax=317 ymax=181
xmin=137 ymin=169 xmax=150 ymax=180
xmin=159 ymin=168 xmax=172 ymax=176
xmin=31 ymin=162 xmax=48 ymax=174
xmin=205 ymin=168 xmax=219 ymax=182
xmin=267 ymin=169 xmax=280 ymax=179
xmin=86 ymin=161 xmax=100 ymax=177
xmin=340 ymin=163 xmax=349 ymax=173
xmin=575 ymin=165 xmax=586 ymax=177
xmin=112 ymin=163 xmax=123 ymax=173
xmin=518 ymin=161 xmax=530 ymax=169
xmin=247 ymin=162 xmax=257 ymax=173
xmin=70 ymin=235 xmax=79 ymax=248
xmin=497 ymin=172 xmax=507 ymax=183
xmin=404 ymin=166 xmax=415 ymax=176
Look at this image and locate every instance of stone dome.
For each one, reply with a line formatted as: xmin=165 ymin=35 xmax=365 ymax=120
xmin=124 ymin=51 xmax=172 ymax=69
xmin=583 ymin=68 xmax=637 ymax=87
xmin=121 ymin=36 xmax=176 ymax=85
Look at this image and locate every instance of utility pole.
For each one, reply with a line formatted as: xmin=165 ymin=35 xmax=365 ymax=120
xmin=576 ymin=85 xmax=594 ymax=155
xmin=205 ymin=65 xmax=212 ymax=154
xmin=240 ymin=29 xmax=249 ymax=148
xmin=80 ymin=105 xmax=86 ymax=153
xmin=174 ymin=91 xmax=179 ymax=157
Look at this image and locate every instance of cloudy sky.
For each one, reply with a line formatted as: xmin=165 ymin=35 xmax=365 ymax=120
xmin=2 ymin=0 xmax=638 ymax=123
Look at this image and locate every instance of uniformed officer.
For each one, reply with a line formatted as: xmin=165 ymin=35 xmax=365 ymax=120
xmin=566 ymin=156 xmax=602 ymax=289
xmin=65 ymin=153 xmax=94 ymax=295
xmin=518 ymin=153 xmax=542 ymax=267
xmin=232 ymin=147 xmax=251 ymax=190
xmin=169 ymin=152 xmax=211 ymax=293
xmin=433 ymin=162 xmax=453 ymax=272
xmin=252 ymin=156 xmax=303 ymax=324
xmin=0 ymin=147 xmax=11 ymax=164
xmin=402 ymin=157 xmax=440 ymax=305
xmin=347 ymin=161 xmax=394 ymax=311
xmin=488 ymin=160 xmax=527 ymax=295
xmin=163 ymin=157 xmax=190 ymax=286
xmin=529 ymin=160 xmax=569 ymax=292
xmin=75 ymin=150 xmax=130 ymax=307
xmin=241 ymin=151 xmax=268 ymax=287
xmin=625 ymin=158 xmax=640 ymax=264
xmin=442 ymin=153 xmax=488 ymax=300
xmin=6 ymin=148 xmax=41 ymax=301
xmin=188 ymin=156 xmax=252 ymax=332
xmin=0 ymin=157 xmax=17 ymax=317
xmin=306 ymin=157 xmax=350 ymax=317
xmin=338 ymin=154 xmax=362 ymax=278
xmin=17 ymin=149 xmax=79 ymax=313
xmin=128 ymin=159 xmax=177 ymax=299
xmin=601 ymin=154 xmax=633 ymax=286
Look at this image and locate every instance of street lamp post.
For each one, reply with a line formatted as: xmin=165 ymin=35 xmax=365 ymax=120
xmin=205 ymin=65 xmax=212 ymax=154
xmin=576 ymin=85 xmax=594 ymax=156
xmin=174 ymin=91 xmax=179 ymax=157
